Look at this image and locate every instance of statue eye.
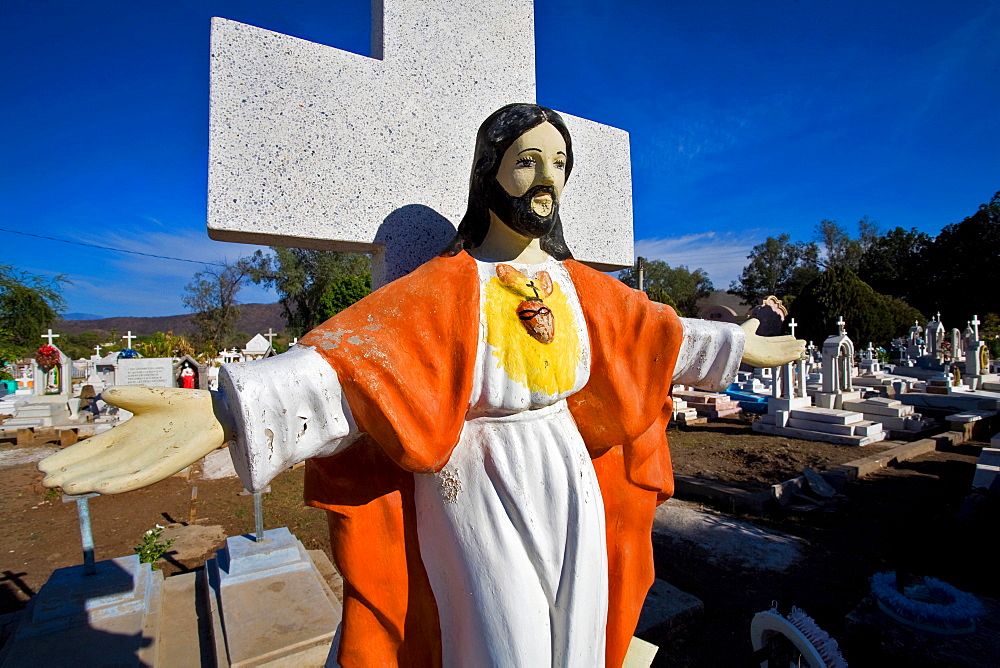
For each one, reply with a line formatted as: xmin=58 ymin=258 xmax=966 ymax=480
xmin=515 ymin=157 xmax=536 ymax=168
xmin=554 ymin=159 xmax=566 ymax=170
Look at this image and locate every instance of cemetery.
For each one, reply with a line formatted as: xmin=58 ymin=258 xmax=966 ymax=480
xmin=2 ymin=1 xmax=999 ymax=667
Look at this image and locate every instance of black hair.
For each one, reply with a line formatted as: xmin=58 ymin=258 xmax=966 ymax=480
xmin=440 ymin=103 xmax=574 ymax=259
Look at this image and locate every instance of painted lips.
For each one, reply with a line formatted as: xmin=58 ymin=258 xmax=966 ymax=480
xmin=530 ymin=193 xmax=553 ymax=216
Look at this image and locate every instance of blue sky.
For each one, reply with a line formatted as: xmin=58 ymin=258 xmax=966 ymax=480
xmin=3 ymin=1 xmax=998 ymax=317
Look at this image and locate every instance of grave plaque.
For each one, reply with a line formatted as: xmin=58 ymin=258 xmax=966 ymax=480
xmin=117 ymin=358 xmax=174 ymax=388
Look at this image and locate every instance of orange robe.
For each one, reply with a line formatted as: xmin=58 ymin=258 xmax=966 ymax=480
xmin=299 ymin=251 xmax=683 ymax=667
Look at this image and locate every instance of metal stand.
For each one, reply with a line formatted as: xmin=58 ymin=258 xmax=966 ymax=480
xmin=63 ymin=492 xmax=99 ymax=575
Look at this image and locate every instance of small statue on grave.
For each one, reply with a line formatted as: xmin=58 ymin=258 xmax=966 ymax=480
xmin=178 ymin=363 xmax=196 ymax=389
xmin=41 ymin=104 xmax=805 ymax=667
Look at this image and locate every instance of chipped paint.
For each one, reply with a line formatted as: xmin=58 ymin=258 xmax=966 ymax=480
xmin=437 ymin=467 xmax=462 ymax=503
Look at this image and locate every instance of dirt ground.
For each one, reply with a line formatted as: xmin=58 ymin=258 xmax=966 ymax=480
xmin=1 ymin=420 xmax=996 ymax=666
xmin=666 ymin=417 xmax=894 ymax=490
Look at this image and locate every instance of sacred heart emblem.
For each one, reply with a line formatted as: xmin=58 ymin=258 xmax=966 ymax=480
xmin=496 ymin=264 xmax=555 ymax=344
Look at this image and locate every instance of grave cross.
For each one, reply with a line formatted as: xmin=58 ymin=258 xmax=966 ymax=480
xmin=93 ymin=344 xmax=103 ymax=357
xmin=264 ymin=328 xmax=276 ymax=345
xmin=207 ymin=0 xmax=633 ymax=288
xmin=40 ymin=329 xmax=60 ymax=346
xmin=788 ymin=317 xmax=797 ymax=338
xmin=122 ymin=331 xmax=137 ymax=348
xmin=836 ymin=316 xmax=846 ymax=336
xmin=971 ymin=314 xmax=981 ymax=341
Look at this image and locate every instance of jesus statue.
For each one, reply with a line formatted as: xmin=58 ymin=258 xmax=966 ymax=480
xmin=41 ymin=104 xmax=803 ymax=667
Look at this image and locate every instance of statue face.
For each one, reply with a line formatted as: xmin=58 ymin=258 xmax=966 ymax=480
xmin=488 ymin=122 xmax=567 ymax=239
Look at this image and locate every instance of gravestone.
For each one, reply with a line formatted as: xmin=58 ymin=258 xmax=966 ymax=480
xmin=814 ymin=316 xmax=862 ymax=410
xmin=33 ymin=332 xmax=72 ymax=397
xmin=117 ymin=358 xmax=174 ymax=388
xmin=749 ymin=295 xmax=787 ymax=336
xmin=241 ymin=333 xmax=274 ymax=361
xmin=207 ymin=0 xmax=634 ymax=286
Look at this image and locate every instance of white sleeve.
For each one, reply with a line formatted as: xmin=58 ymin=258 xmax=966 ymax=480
xmin=218 ymin=346 xmax=361 ymax=492
xmin=672 ymin=318 xmax=746 ymax=392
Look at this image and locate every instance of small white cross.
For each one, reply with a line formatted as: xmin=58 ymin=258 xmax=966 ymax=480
xmin=291 ymin=337 xmax=299 ymax=347
xmin=788 ymin=318 xmax=797 ymax=338
xmin=264 ymin=328 xmax=277 ymax=345
xmin=122 ymin=331 xmax=137 ymax=348
xmin=836 ymin=316 xmax=846 ymax=335
xmin=971 ymin=314 xmax=981 ymax=341
xmin=93 ymin=344 xmax=103 ymax=357
xmin=936 ymin=311 xmax=942 ymax=323
xmin=40 ymin=329 xmax=60 ymax=346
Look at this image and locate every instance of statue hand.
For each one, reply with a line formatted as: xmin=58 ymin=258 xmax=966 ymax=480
xmin=39 ymin=386 xmax=229 ymax=495
xmin=740 ymin=318 xmax=807 ymax=368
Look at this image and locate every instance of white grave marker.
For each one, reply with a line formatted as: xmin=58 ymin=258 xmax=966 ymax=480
xmin=117 ymin=358 xmax=174 ymax=388
xmin=207 ymin=0 xmax=633 ymax=287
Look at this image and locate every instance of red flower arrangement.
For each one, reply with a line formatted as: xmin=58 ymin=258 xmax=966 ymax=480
xmin=35 ymin=344 xmax=60 ymax=370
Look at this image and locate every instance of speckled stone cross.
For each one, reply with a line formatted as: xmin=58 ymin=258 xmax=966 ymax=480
xmin=207 ymin=0 xmax=634 ymax=288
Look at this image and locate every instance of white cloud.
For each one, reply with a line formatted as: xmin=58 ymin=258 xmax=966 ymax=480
xmin=633 ymin=231 xmax=756 ymax=289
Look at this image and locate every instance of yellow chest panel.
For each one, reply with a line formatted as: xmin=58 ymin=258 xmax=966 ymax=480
xmin=482 ymin=275 xmax=581 ymax=395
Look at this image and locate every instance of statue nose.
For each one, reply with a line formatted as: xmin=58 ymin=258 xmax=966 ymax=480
xmin=537 ymin=163 xmax=555 ymax=186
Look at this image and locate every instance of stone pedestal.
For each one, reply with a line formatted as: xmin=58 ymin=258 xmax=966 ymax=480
xmin=205 ymin=527 xmax=343 ymax=667
xmin=0 ymin=555 xmax=163 ymax=666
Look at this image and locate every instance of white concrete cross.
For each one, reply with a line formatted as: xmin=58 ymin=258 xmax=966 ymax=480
xmin=836 ymin=316 xmax=846 ymax=336
xmin=122 ymin=331 xmax=137 ymax=348
xmin=935 ymin=311 xmax=942 ymax=323
xmin=207 ymin=0 xmax=633 ymax=288
xmin=971 ymin=314 xmax=981 ymax=341
xmin=40 ymin=329 xmax=60 ymax=346
xmin=788 ymin=317 xmax=797 ymax=338
xmin=93 ymin=344 xmax=103 ymax=357
xmin=264 ymin=328 xmax=277 ymax=345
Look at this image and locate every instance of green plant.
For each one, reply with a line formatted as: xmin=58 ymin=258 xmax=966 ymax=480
xmin=45 ymin=487 xmax=60 ymax=501
xmin=133 ymin=524 xmax=175 ymax=566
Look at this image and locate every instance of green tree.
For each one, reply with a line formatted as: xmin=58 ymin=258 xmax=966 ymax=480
xmin=816 ymin=217 xmax=880 ymax=272
xmin=248 ymin=249 xmax=371 ymax=337
xmin=317 ymin=274 xmax=373 ymax=321
xmin=183 ymin=261 xmax=252 ymax=353
xmin=789 ymin=267 xmax=924 ymax=346
xmin=729 ymin=235 xmax=820 ymax=306
xmin=880 ymin=295 xmax=926 ymax=341
xmin=617 ymin=259 xmax=712 ymax=316
xmin=0 ymin=265 xmax=67 ymax=363
xmin=57 ymin=331 xmax=104 ymax=360
xmin=921 ymin=190 xmax=1000 ymax=317
xmin=136 ymin=331 xmax=195 ymax=359
xmin=856 ymin=226 xmax=932 ymax=304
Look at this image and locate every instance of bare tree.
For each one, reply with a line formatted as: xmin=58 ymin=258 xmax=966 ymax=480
xmin=182 ymin=261 xmax=251 ymax=353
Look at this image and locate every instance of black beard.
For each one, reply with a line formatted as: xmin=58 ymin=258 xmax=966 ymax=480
xmin=486 ymin=182 xmax=559 ymax=239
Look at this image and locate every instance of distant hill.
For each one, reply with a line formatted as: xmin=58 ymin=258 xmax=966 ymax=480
xmin=54 ymin=303 xmax=286 ymax=339
xmin=63 ymin=312 xmax=106 ymax=321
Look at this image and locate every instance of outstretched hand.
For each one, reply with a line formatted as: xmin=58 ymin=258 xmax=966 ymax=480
xmin=39 ymin=386 xmax=229 ymax=495
xmin=740 ymin=318 xmax=807 ymax=368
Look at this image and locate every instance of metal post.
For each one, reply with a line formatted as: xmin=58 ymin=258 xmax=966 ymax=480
xmin=254 ymin=491 xmax=264 ymax=542
xmin=636 ymin=256 xmax=645 ymax=292
xmin=64 ymin=493 xmax=99 ymax=575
